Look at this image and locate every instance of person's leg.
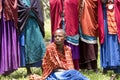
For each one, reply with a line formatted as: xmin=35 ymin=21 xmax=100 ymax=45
xmin=111 ymin=68 xmax=120 ymax=80
xmin=73 ymin=59 xmax=80 ymax=70
xmin=110 ymin=74 xmax=116 ymax=80
xmin=91 ymin=60 xmax=98 ymax=73
xmin=26 ymin=65 xmax=32 ymax=75
xmin=103 ymin=68 xmax=108 ymax=74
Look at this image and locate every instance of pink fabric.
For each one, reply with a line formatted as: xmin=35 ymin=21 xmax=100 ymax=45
xmin=0 ymin=0 xmax=2 ymax=10
xmin=73 ymin=59 xmax=79 ymax=70
xmin=0 ymin=0 xmax=2 ymax=18
xmin=50 ymin=0 xmax=79 ymax=36
xmin=50 ymin=0 xmax=62 ymax=35
xmin=98 ymin=0 xmax=105 ymax=44
xmin=115 ymin=0 xmax=120 ymax=43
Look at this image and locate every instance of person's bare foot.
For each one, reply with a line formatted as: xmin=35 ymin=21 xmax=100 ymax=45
xmin=29 ymin=74 xmax=42 ymax=80
xmin=26 ymin=67 xmax=32 ymax=75
xmin=103 ymin=69 xmax=107 ymax=74
xmin=110 ymin=74 xmax=116 ymax=80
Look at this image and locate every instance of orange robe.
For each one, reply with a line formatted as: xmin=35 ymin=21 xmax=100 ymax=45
xmin=79 ymin=0 xmax=98 ymax=37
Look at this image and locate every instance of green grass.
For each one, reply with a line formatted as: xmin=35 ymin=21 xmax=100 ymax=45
xmin=0 ymin=19 xmax=120 ymax=80
xmin=0 ymin=67 xmax=119 ymax=80
xmin=44 ymin=18 xmax=51 ymax=42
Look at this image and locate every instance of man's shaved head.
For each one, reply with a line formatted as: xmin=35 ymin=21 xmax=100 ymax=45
xmin=54 ymin=28 xmax=66 ymax=45
xmin=54 ymin=28 xmax=66 ymax=37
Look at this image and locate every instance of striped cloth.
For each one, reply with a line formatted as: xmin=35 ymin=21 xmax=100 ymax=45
xmin=106 ymin=4 xmax=117 ymax=34
xmin=42 ymin=43 xmax=74 ymax=79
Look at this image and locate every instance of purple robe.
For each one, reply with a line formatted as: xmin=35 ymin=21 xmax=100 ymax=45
xmin=0 ymin=0 xmax=20 ymax=75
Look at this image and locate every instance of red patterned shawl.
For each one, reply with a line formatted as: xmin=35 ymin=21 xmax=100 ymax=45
xmin=4 ymin=0 xmax=17 ymax=27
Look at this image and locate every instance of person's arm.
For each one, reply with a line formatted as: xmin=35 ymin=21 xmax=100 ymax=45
xmin=41 ymin=48 xmax=54 ymax=79
xmin=42 ymin=46 xmax=61 ymax=79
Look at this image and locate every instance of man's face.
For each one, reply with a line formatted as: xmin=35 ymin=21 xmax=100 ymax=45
xmin=54 ymin=30 xmax=65 ymax=45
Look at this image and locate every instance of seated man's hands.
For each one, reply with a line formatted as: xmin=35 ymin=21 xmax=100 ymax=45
xmin=29 ymin=74 xmax=43 ymax=80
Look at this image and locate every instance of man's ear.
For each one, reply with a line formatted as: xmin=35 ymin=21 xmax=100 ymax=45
xmin=64 ymin=36 xmax=67 ymax=40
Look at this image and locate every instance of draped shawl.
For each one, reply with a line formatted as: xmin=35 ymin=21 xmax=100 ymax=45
xmin=42 ymin=43 xmax=74 ymax=79
xmin=115 ymin=0 xmax=120 ymax=43
xmin=50 ymin=0 xmax=79 ymax=36
xmin=18 ymin=0 xmax=45 ymax=37
xmin=98 ymin=0 xmax=120 ymax=44
xmin=4 ymin=0 xmax=17 ymax=27
xmin=79 ymin=0 xmax=98 ymax=37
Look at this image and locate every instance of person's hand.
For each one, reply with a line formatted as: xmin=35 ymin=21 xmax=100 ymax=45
xmin=29 ymin=74 xmax=43 ymax=80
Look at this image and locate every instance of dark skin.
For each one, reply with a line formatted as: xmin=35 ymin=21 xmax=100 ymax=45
xmin=101 ymin=0 xmax=113 ymax=3
xmin=54 ymin=29 xmax=66 ymax=54
xmin=101 ymin=0 xmax=108 ymax=3
xmin=26 ymin=65 xmax=32 ymax=75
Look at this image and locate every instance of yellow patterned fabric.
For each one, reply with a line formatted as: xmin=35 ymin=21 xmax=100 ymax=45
xmin=42 ymin=43 xmax=74 ymax=79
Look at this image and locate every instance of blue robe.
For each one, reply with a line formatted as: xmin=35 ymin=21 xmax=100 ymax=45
xmin=100 ymin=4 xmax=120 ymax=73
xmin=46 ymin=69 xmax=89 ymax=80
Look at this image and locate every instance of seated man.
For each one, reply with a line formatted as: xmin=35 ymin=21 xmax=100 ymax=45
xmin=29 ymin=28 xmax=89 ymax=80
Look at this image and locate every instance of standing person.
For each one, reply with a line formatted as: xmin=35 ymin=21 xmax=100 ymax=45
xmin=78 ymin=0 xmax=98 ymax=72
xmin=29 ymin=28 xmax=89 ymax=80
xmin=49 ymin=0 xmax=80 ymax=70
xmin=98 ymin=0 xmax=120 ymax=79
xmin=18 ymin=0 xmax=46 ymax=75
xmin=0 ymin=0 xmax=20 ymax=75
